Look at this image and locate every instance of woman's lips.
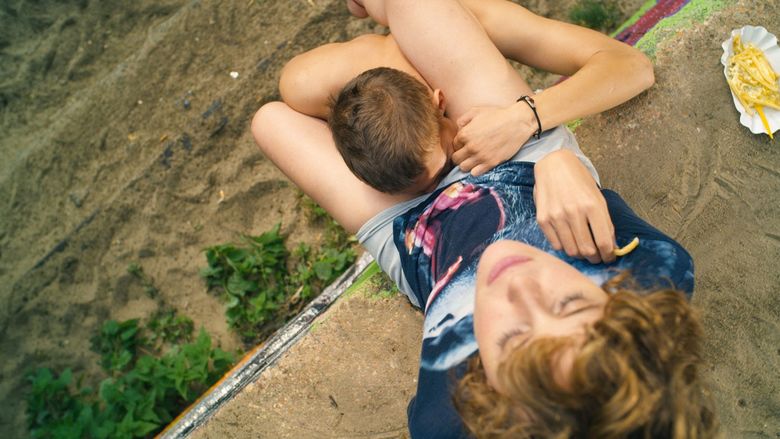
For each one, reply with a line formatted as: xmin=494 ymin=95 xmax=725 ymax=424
xmin=487 ymin=255 xmax=532 ymax=285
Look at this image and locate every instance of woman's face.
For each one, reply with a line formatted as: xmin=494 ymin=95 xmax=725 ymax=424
xmin=474 ymin=240 xmax=609 ymax=391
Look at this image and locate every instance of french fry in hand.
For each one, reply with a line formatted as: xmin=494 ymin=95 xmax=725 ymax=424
xmin=614 ymin=237 xmax=640 ymax=257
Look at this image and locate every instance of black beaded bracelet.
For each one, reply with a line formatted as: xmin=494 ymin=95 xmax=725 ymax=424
xmin=517 ymin=95 xmax=542 ymax=139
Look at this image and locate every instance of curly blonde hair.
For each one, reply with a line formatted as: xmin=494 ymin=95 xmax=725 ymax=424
xmin=454 ymin=275 xmax=718 ymax=438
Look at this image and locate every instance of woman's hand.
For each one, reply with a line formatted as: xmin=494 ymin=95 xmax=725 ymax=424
xmin=452 ymin=103 xmax=537 ymax=176
xmin=533 ymin=149 xmax=615 ymax=264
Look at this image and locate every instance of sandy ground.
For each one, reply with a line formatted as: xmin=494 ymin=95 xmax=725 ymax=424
xmin=579 ymin=0 xmax=780 ymax=433
xmin=192 ymin=277 xmax=424 ymax=439
xmin=1 ymin=0 xmax=777 ymax=437
xmin=0 ymin=0 xmax=383 ymax=434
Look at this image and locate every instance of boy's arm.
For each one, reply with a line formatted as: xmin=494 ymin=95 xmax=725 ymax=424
xmin=453 ymin=0 xmax=653 ymax=173
xmin=253 ymin=102 xmax=410 ymax=234
xmin=358 ymin=0 xmax=653 ymax=176
xmin=279 ymin=34 xmax=422 ymax=120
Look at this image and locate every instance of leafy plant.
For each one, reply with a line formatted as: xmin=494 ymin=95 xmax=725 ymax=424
xmin=569 ymin=0 xmax=621 ymax=32
xmin=26 ymin=315 xmax=234 ymax=439
xmin=201 ymin=224 xmax=288 ymax=337
xmin=202 ymin=216 xmax=356 ymax=341
xmin=25 ymin=368 xmax=91 ymax=439
xmin=146 ymin=309 xmax=194 ymax=347
xmin=90 ymin=319 xmax=142 ymax=373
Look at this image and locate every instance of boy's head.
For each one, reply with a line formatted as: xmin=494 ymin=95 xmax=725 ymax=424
xmin=329 ymin=67 xmax=447 ymax=195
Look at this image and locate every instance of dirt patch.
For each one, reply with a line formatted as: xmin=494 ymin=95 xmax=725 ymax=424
xmin=192 ymin=283 xmax=423 ymax=439
xmin=0 ymin=0 xmax=382 ymax=434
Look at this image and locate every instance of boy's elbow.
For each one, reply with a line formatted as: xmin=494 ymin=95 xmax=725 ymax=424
xmin=278 ymin=51 xmax=333 ymax=118
xmin=634 ymin=52 xmax=655 ymax=91
xmin=279 ymin=56 xmax=304 ymax=105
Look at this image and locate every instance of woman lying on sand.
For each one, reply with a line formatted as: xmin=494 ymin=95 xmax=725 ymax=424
xmin=252 ymin=0 xmax=717 ymax=437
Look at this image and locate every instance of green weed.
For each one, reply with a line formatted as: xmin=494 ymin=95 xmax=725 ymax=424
xmin=200 ymin=225 xmax=288 ymax=339
xmin=26 ymin=313 xmax=234 ymax=439
xmin=202 ymin=204 xmax=356 ymax=342
xmin=146 ymin=309 xmax=194 ymax=348
xmin=90 ymin=319 xmax=142 ymax=373
xmin=569 ymin=0 xmax=621 ymax=32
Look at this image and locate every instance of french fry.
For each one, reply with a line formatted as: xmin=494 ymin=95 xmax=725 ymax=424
xmin=743 ymin=94 xmax=780 ymax=110
xmin=756 ymin=105 xmax=774 ymax=140
xmin=614 ymin=237 xmax=640 ymax=257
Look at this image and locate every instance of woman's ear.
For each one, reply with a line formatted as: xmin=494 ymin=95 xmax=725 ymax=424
xmin=433 ymin=89 xmax=447 ymax=115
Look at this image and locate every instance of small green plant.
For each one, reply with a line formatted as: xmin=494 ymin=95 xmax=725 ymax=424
xmin=202 ymin=215 xmax=356 ymax=341
xmin=146 ymin=309 xmax=194 ymax=347
xmin=289 ymin=243 xmax=356 ymax=301
xmin=26 ymin=314 xmax=234 ymax=439
xmin=201 ymin=224 xmax=289 ymax=338
xmin=569 ymin=0 xmax=621 ymax=32
xmin=90 ymin=319 xmax=142 ymax=373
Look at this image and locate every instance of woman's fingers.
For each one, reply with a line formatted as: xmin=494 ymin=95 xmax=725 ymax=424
xmin=588 ymin=204 xmax=616 ymax=263
xmin=551 ymin=215 xmax=580 ymax=259
xmin=541 ymin=203 xmax=616 ymax=264
xmin=451 ymin=143 xmax=468 ymax=164
xmin=457 ymin=156 xmax=477 ymax=173
xmin=538 ymin=217 xmax=562 ymax=251
xmin=570 ymin=213 xmax=601 ymax=264
xmin=470 ymin=163 xmax=491 ymax=177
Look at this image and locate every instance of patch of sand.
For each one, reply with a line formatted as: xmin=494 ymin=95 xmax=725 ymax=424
xmin=0 ymin=0 xmax=380 ymax=434
xmin=193 ymin=278 xmax=423 ymax=439
xmin=579 ymin=0 xmax=780 ymax=433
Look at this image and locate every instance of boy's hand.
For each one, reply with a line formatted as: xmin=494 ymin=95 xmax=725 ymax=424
xmin=452 ymin=103 xmax=537 ymax=176
xmin=533 ymin=149 xmax=616 ymax=264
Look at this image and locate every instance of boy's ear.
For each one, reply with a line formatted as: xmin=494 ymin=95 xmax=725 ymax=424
xmin=346 ymin=0 xmax=369 ymax=19
xmin=432 ymin=89 xmax=446 ymax=114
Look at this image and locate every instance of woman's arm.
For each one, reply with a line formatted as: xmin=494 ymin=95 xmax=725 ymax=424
xmin=357 ymin=0 xmax=629 ymax=262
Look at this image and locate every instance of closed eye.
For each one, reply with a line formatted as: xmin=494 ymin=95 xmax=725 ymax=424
xmin=497 ymin=327 xmax=525 ymax=350
xmin=498 ymin=292 xmax=597 ymax=351
xmin=557 ymin=292 xmax=584 ymax=314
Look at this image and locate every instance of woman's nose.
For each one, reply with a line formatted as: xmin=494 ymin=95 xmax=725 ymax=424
xmin=506 ymin=275 xmax=545 ymax=312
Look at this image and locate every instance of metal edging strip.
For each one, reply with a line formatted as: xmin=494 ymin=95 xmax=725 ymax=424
xmin=158 ymin=252 xmax=375 ymax=438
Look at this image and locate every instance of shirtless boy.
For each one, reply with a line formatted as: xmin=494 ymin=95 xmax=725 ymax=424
xmin=254 ymin=0 xmax=654 ymax=264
